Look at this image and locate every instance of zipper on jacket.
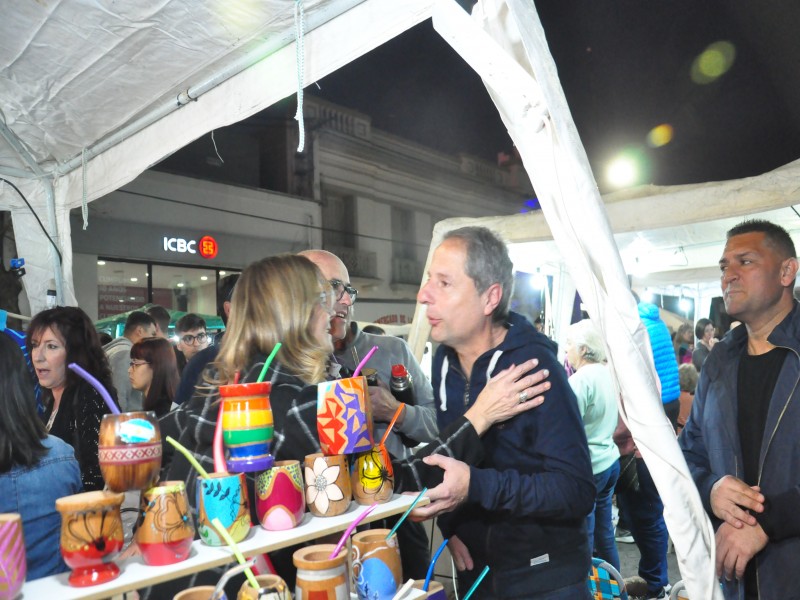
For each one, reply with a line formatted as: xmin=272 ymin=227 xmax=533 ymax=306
xmin=463 ymin=386 xmax=470 ymax=408
xmin=754 ymin=345 xmax=800 ymax=600
xmin=757 ymin=345 xmax=799 ymax=486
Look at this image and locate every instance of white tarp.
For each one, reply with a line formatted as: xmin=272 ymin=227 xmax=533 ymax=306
xmin=0 ymin=0 xmax=437 ymax=312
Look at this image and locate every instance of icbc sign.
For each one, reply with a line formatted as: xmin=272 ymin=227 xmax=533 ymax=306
xmin=198 ymin=235 xmax=218 ymax=259
xmin=163 ymin=235 xmax=219 ymax=260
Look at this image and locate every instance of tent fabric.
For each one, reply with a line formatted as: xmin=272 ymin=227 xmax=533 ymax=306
xmin=1 ymin=0 xmax=437 ymax=313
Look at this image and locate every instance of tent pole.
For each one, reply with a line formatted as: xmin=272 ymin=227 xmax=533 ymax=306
xmin=0 ymin=165 xmax=42 ymax=180
xmin=0 ymin=121 xmax=65 ymax=306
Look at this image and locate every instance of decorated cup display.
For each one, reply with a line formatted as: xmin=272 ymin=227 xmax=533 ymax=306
xmin=237 ymin=574 xmax=292 ymax=600
xmin=220 ymin=382 xmax=274 ymax=473
xmin=137 ymin=481 xmax=194 ymax=566
xmin=55 ymin=491 xmax=125 ymax=587
xmin=350 ymin=446 xmax=394 ymax=505
xmin=293 ymin=545 xmax=348 ymax=600
xmin=351 ymin=529 xmax=402 ymax=600
xmin=317 ymin=376 xmax=373 ymax=455
xmin=196 ymin=473 xmax=251 ymax=546
xmin=99 ymin=411 xmax=162 ymax=492
xmin=303 ymin=453 xmax=352 ymax=517
xmin=256 ymin=460 xmax=305 ymax=530
xmin=0 ymin=513 xmax=26 ymax=600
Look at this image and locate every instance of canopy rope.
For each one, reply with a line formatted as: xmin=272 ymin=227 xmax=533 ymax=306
xmin=81 ymin=148 xmax=88 ymax=230
xmin=294 ymin=0 xmax=306 ymax=152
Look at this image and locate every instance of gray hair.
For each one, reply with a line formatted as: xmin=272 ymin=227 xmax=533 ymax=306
xmin=443 ymin=226 xmax=514 ymax=324
xmin=565 ymin=319 xmax=606 ymax=363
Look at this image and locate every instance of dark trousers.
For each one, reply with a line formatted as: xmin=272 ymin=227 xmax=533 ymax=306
xmin=616 ymin=458 xmax=669 ymax=595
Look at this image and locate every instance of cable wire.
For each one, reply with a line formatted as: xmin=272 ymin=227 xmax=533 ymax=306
xmin=0 ymin=177 xmax=63 ymax=264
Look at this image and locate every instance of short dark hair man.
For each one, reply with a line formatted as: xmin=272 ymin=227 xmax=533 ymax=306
xmin=174 ymin=313 xmax=209 ymax=374
xmin=103 ymin=310 xmax=157 ymax=411
xmin=174 ymin=275 xmax=239 ymax=405
xmin=146 ymin=305 xmax=172 ymax=339
xmin=412 ymin=226 xmax=595 ymax=598
xmin=680 ymin=219 xmax=800 ymax=599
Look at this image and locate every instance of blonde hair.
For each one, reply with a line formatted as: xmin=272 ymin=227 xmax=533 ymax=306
xmin=215 ymin=254 xmax=330 ymax=385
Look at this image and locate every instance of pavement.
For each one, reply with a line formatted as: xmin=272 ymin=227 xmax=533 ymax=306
xmin=617 ymin=534 xmax=682 ymax=597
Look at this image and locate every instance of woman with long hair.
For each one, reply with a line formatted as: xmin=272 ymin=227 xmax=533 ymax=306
xmin=26 ymin=306 xmax=117 ymax=491
xmin=129 ymin=337 xmax=179 ymax=417
xmin=0 ymin=334 xmax=82 ymax=579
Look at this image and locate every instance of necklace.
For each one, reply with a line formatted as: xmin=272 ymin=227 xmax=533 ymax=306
xmin=45 ymin=395 xmax=62 ymax=432
xmin=46 ymin=405 xmax=59 ymax=431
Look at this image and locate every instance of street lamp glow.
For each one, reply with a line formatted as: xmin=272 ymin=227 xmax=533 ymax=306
xmin=530 ymin=271 xmax=547 ymax=290
xmin=607 ymin=156 xmax=638 ymax=188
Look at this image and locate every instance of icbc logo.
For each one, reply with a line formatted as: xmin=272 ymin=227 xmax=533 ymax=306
xmin=198 ymin=235 xmax=218 ymax=259
xmin=163 ymin=234 xmax=219 ymax=259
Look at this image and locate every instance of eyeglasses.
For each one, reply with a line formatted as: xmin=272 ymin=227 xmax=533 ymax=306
xmin=328 ymin=279 xmax=358 ymax=304
xmin=180 ymin=332 xmax=208 ymax=345
xmin=129 ymin=360 xmax=151 ymax=369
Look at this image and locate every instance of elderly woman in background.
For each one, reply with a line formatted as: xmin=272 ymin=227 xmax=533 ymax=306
xmin=0 ymin=334 xmax=82 ymax=579
xmin=26 ymin=306 xmax=117 ymax=491
xmin=564 ymin=319 xmax=622 ymax=575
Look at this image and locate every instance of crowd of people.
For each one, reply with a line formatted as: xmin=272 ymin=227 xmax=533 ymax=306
xmin=2 ymin=218 xmax=797 ymax=600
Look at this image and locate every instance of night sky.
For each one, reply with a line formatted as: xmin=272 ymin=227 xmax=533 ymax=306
xmin=309 ymin=1 xmax=800 ymax=191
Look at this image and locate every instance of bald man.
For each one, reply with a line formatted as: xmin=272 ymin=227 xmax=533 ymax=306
xmin=300 ymin=249 xmax=438 ymax=579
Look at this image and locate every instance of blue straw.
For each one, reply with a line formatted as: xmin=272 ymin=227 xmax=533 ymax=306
xmin=462 ymin=566 xmax=490 ymax=600
xmin=423 ymin=538 xmax=449 ymax=591
xmin=385 ymin=487 xmax=427 ymax=540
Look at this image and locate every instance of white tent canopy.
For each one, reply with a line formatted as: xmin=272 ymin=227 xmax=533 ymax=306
xmin=8 ymin=0 xmax=798 ymax=596
xmin=0 ymin=0 xmax=437 ymax=311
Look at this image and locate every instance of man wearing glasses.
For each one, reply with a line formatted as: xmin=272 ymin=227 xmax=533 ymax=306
xmin=174 ymin=313 xmax=209 ymax=374
xmin=300 ymin=249 xmax=438 ymax=580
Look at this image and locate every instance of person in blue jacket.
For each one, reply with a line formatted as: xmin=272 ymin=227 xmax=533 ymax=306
xmin=636 ymin=300 xmax=681 ymax=428
xmin=680 ymin=220 xmax=800 ymax=600
xmin=411 ymin=226 xmax=595 ymax=599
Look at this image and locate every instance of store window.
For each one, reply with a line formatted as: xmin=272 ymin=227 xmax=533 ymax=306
xmin=97 ymin=260 xmax=149 ymax=318
xmin=96 ymin=259 xmax=240 ymax=320
xmin=151 ymin=264 xmax=217 ymax=314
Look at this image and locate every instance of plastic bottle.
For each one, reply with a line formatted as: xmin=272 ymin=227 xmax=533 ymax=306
xmin=390 ymin=364 xmax=415 ymax=405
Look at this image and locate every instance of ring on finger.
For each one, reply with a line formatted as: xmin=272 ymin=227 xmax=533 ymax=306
xmin=518 ymin=390 xmax=528 ymax=404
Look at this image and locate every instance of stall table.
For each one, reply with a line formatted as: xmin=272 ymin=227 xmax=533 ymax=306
xmin=21 ymin=494 xmax=429 ymax=600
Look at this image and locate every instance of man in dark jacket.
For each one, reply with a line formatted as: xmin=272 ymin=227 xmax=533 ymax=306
xmin=412 ymin=226 xmax=595 ymax=599
xmin=680 ymin=219 xmax=800 ymax=600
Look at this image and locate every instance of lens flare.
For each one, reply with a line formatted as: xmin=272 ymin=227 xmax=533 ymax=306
xmin=647 ymin=124 xmax=673 ymax=148
xmin=691 ymin=41 xmax=736 ymax=84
